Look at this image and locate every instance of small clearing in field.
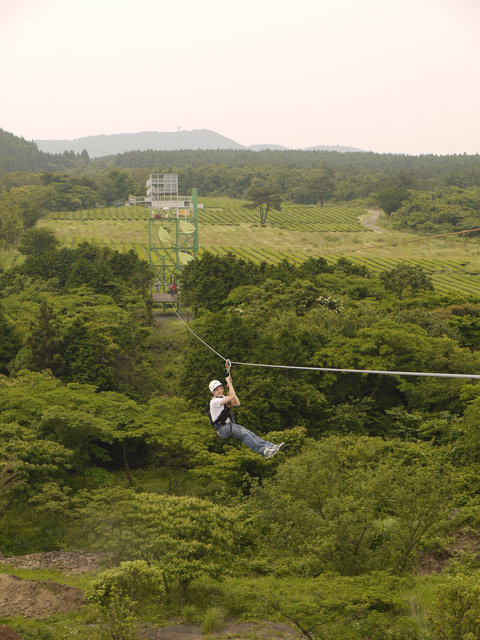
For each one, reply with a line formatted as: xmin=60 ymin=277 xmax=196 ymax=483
xmin=360 ymin=209 xmax=385 ymax=231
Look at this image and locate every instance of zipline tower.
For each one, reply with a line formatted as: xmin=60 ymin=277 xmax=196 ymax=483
xmin=139 ymin=174 xmax=198 ymax=300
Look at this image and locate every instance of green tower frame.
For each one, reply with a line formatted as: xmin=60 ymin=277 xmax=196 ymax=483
xmin=148 ymin=188 xmax=198 ymax=298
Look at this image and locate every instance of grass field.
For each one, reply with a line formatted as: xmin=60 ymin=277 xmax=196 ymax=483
xmin=4 ymin=198 xmax=479 ymax=296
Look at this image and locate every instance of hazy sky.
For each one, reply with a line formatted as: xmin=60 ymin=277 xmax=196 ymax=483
xmin=1 ymin=0 xmax=479 ymax=155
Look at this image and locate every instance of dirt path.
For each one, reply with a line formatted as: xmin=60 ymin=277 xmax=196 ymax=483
xmin=360 ymin=209 xmax=385 ymax=232
xmin=138 ymin=620 xmax=298 ymax=640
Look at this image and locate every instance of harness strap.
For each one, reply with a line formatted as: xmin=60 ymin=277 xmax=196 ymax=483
xmin=209 ymin=403 xmax=232 ymax=429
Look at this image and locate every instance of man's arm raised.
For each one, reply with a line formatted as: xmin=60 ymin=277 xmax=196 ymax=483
xmin=221 ymin=375 xmax=240 ymax=406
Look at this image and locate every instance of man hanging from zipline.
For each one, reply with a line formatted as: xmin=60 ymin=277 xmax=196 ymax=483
xmin=208 ymin=366 xmax=284 ymax=458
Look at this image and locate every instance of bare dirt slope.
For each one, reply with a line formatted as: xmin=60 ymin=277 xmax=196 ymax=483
xmin=0 ymin=552 xmax=94 ymax=620
xmin=0 ymin=574 xmax=85 ymax=619
xmin=0 ymin=625 xmax=24 ymax=640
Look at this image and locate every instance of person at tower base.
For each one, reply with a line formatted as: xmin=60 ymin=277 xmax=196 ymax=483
xmin=208 ymin=375 xmax=284 ymax=458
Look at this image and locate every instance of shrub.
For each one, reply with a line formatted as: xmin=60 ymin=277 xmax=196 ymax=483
xmin=181 ymin=604 xmax=199 ymax=624
xmin=200 ymin=607 xmax=225 ymax=634
xmin=428 ymin=574 xmax=480 ymax=640
xmin=87 ymin=560 xmax=165 ymax=611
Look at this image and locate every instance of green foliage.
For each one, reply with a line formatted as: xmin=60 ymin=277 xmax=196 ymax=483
xmin=0 ymin=418 xmax=74 ymax=549
xmin=95 ymin=593 xmax=137 ymax=640
xmin=72 ymin=488 xmax=248 ymax=602
xmin=213 ymin=573 xmax=415 ymax=640
xmin=377 ymin=187 xmax=410 ymax=215
xmin=0 ymin=192 xmax=23 ymax=249
xmin=87 ymin=560 xmax=165 ymax=611
xmin=102 ymin=148 xmax=480 ymax=201
xmin=200 ymin=606 xmax=225 ymax=634
xmin=181 ymin=250 xmax=259 ymax=313
xmin=24 ymin=299 xmax=64 ymax=376
xmin=251 ymin=436 xmax=456 ymax=576
xmin=4 ymin=161 xmax=480 ymax=638
xmin=18 ymin=242 xmax=151 ymax=297
xmin=188 ymin=426 xmax=301 ymax=499
xmin=181 ymin=604 xmax=199 ymax=623
xmin=315 ymin=318 xmax=479 ymax=427
xmin=245 ymin=183 xmax=282 ymax=225
xmin=0 ymin=310 xmax=21 ymax=374
xmin=453 ymin=388 xmax=480 ymax=462
xmin=428 ymin=574 xmax=480 ymax=640
xmin=179 ymin=251 xmax=480 ymax=437
xmin=3 ymin=246 xmax=154 ymax=394
xmin=434 ymin=303 xmax=480 ymax=349
xmin=0 ymin=457 xmax=25 ymax=519
xmin=0 ymin=128 xmax=85 ymax=172
xmin=97 ymin=168 xmax=137 ymax=205
xmin=390 ymin=186 xmax=480 ymax=235
xmin=292 ymin=167 xmax=335 ymax=206
xmin=18 ymin=227 xmax=60 ymax=256
xmin=0 ymin=420 xmax=73 ymax=486
xmin=381 ymin=263 xmax=434 ymax=298
xmin=6 ymin=185 xmax=54 ymax=228
xmin=0 ymin=371 xmax=144 ymax=473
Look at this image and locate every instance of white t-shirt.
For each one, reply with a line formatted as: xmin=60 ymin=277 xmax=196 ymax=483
xmin=210 ymin=396 xmax=230 ymax=423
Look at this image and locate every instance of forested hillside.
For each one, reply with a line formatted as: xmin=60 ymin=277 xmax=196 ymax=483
xmin=2 ymin=236 xmax=480 ymax=637
xmin=4 ymin=126 xmax=480 ymax=202
xmin=99 ymin=148 xmax=480 ymax=200
xmin=93 ymin=149 xmax=480 ymax=206
xmin=0 ymin=129 xmax=89 ymax=173
xmin=3 ymin=155 xmax=480 ymax=638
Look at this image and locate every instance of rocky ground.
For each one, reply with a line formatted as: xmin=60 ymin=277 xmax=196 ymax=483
xmin=0 ymin=550 xmax=105 ymax=574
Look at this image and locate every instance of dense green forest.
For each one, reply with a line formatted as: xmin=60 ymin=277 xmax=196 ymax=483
xmin=0 ymin=129 xmax=89 ymax=173
xmin=3 ymin=139 xmax=480 ymax=638
xmin=3 ymin=126 xmax=480 ymax=206
xmin=3 ymin=238 xmax=480 ymax=637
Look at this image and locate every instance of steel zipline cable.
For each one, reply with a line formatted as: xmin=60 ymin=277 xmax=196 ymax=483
xmin=349 ymin=226 xmax=480 ymax=253
xmin=227 ymin=361 xmax=480 ymax=380
xmin=171 ymin=303 xmax=227 ymax=362
xmin=170 ymin=302 xmax=480 ymax=381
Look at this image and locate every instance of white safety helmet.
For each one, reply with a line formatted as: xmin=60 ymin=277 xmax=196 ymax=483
xmin=209 ymin=379 xmax=223 ymax=393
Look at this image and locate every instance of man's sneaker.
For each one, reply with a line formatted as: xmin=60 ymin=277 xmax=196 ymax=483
xmin=263 ymin=442 xmax=285 ymax=458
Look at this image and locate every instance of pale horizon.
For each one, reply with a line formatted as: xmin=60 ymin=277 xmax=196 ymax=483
xmin=1 ymin=0 xmax=480 ymax=156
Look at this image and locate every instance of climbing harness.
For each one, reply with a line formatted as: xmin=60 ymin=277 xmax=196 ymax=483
xmin=208 ymin=402 xmax=233 ymax=433
xmin=208 ymin=360 xmax=235 ymax=435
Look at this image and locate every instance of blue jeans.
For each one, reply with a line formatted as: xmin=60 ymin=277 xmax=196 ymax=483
xmin=217 ymin=422 xmax=273 ymax=456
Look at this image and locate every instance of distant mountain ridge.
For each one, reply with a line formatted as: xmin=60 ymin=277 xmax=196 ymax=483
xmin=35 ymin=129 xmax=364 ymax=158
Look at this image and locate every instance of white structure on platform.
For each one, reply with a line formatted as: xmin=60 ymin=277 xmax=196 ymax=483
xmin=128 ymin=173 xmax=203 ymax=211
